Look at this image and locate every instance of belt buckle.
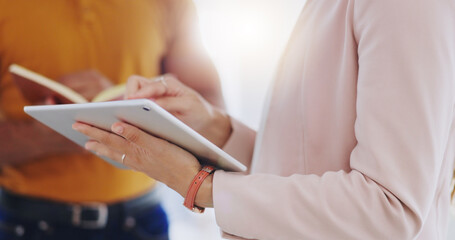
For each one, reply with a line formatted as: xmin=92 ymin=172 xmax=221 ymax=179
xmin=71 ymin=203 xmax=108 ymax=229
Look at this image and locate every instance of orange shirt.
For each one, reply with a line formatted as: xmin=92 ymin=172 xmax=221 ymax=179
xmin=0 ymin=0 xmax=189 ymax=203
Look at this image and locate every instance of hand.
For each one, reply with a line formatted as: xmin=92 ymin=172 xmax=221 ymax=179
xmin=71 ymin=121 xmax=214 ymax=207
xmin=58 ymin=70 xmax=113 ymax=102
xmin=126 ymin=74 xmax=232 ymax=147
xmin=0 ymin=96 xmax=85 ymax=165
xmin=33 ymin=96 xmax=85 ymax=154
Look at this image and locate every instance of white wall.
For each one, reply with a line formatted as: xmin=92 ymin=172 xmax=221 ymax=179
xmin=194 ymin=0 xmax=305 ymax=129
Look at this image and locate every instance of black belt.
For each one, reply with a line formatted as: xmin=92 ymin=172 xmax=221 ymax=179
xmin=0 ymin=189 xmax=161 ymax=229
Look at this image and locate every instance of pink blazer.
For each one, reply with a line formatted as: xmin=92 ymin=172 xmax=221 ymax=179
xmin=213 ymin=0 xmax=455 ymax=239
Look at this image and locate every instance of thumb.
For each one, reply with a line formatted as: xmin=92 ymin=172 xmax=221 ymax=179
xmin=111 ymin=122 xmax=161 ymax=148
xmin=44 ymin=96 xmax=57 ymax=105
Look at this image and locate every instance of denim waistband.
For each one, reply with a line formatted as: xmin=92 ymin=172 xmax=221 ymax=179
xmin=0 ymin=188 xmax=161 ymax=229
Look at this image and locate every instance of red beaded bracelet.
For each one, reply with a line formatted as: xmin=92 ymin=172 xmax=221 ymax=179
xmin=183 ymin=166 xmax=215 ymax=213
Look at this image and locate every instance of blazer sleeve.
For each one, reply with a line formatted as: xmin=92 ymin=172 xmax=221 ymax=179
xmin=212 ymin=0 xmax=455 ymax=239
xmin=222 ymin=117 xmax=256 ymax=169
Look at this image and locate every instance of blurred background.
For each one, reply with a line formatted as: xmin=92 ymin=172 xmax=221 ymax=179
xmin=194 ymin=0 xmax=304 ymax=129
xmin=160 ymin=1 xmax=455 ymax=239
xmin=161 ymin=1 xmax=305 ymax=239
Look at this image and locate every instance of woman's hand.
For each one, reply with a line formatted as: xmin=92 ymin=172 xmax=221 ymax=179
xmin=125 ymin=74 xmax=232 ymax=148
xmin=72 ymin=121 xmax=215 ymax=207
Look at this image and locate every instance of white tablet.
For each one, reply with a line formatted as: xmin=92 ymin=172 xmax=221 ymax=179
xmin=24 ymin=99 xmax=246 ymax=172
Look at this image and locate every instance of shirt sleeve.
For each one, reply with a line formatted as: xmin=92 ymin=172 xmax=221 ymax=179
xmin=222 ymin=117 xmax=256 ymax=169
xmin=212 ymin=0 xmax=455 ymax=239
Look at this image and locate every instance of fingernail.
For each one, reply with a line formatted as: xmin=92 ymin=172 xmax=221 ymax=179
xmin=72 ymin=123 xmax=80 ymax=130
xmin=112 ymin=124 xmax=124 ymax=134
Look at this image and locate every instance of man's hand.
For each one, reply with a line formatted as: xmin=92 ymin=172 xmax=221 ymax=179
xmin=0 ymin=96 xmax=85 ymax=166
xmin=58 ymin=70 xmax=113 ymax=102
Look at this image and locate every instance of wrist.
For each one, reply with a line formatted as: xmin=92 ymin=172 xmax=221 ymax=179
xmin=172 ymin=167 xmax=200 ymax=198
xmin=194 ymin=173 xmax=214 ymax=208
xmin=183 ymin=166 xmax=215 ymax=212
xmin=203 ymin=109 xmax=232 ymax=148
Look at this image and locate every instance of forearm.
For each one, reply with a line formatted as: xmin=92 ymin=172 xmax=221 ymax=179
xmin=220 ymin=118 xmax=256 ymax=168
xmin=212 ymin=171 xmax=421 ymax=239
xmin=175 ymin=58 xmax=224 ymax=109
xmin=0 ymin=120 xmax=83 ymax=165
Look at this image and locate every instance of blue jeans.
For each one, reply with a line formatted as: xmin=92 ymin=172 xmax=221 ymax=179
xmin=0 ymin=201 xmax=169 ymax=240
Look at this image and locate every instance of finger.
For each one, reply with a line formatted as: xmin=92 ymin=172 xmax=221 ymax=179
xmin=61 ymin=80 xmax=85 ymax=89
xmin=125 ymin=75 xmax=150 ymax=99
xmin=127 ymin=74 xmax=185 ymax=99
xmin=129 ymin=81 xmax=168 ymax=99
xmin=85 ymin=140 xmax=125 ymax=164
xmin=158 ymin=74 xmax=187 ymax=96
xmin=111 ymin=122 xmax=165 ymax=149
xmin=44 ymin=96 xmax=57 ymax=105
xmin=72 ymin=122 xmax=128 ymax=151
xmin=60 ymin=77 xmax=91 ymax=91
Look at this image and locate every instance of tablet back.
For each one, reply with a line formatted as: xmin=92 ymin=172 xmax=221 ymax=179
xmin=24 ymin=99 xmax=246 ymax=172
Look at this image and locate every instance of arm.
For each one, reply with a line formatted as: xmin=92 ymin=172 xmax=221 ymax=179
xmin=126 ymin=75 xmax=255 ymax=163
xmin=161 ymin=0 xmax=225 ymax=109
xmin=0 ymin=70 xmax=114 ymax=165
xmin=128 ymin=0 xmax=255 ymax=159
xmin=0 ymin=120 xmax=83 ymax=166
xmin=221 ymin=118 xmax=255 ymax=169
xmin=211 ymin=0 xmax=455 ymax=239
